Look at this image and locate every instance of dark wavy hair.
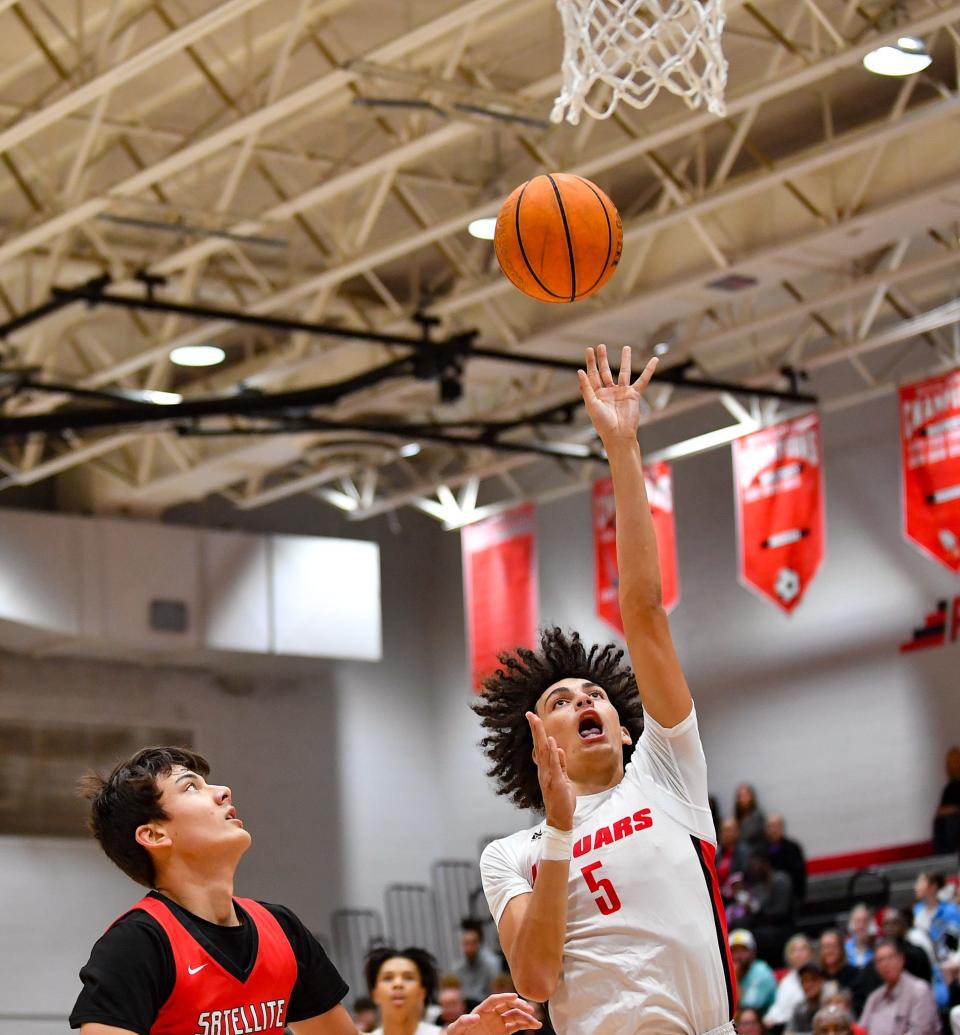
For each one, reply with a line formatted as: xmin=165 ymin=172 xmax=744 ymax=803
xmin=364 ymin=945 xmax=439 ymax=1003
xmin=472 ymin=627 xmax=643 ymax=812
xmin=79 ymin=746 xmax=210 ymax=888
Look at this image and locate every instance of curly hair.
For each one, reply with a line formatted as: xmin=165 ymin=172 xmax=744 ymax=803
xmin=472 ymin=627 xmax=643 ymax=812
xmin=364 ymin=945 xmax=439 ymax=1003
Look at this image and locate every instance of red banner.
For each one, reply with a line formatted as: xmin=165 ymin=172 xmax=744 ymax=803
xmin=462 ymin=504 xmax=538 ymax=690
xmin=899 ymin=369 xmax=960 ymax=572
xmin=593 ymin=462 xmax=680 ymax=635
xmin=732 ymin=413 xmax=825 ymax=613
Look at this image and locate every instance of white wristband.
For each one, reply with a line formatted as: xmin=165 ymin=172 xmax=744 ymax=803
xmin=540 ymin=824 xmax=574 ymax=861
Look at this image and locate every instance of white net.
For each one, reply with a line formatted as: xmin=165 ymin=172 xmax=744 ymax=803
xmin=550 ymin=0 xmax=728 ymax=125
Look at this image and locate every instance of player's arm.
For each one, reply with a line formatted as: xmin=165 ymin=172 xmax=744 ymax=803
xmin=494 ymin=714 xmax=575 ymax=1003
xmin=579 ymin=345 xmax=692 ymax=728
xmin=288 ymin=1003 xmax=359 ymax=1035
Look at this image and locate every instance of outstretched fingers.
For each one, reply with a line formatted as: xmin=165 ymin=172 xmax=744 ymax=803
xmin=597 ymin=343 xmax=615 ymax=386
xmin=632 ymin=355 xmax=659 ymax=393
xmin=617 ymin=345 xmax=631 ymax=385
xmin=584 ymin=345 xmax=602 ymax=392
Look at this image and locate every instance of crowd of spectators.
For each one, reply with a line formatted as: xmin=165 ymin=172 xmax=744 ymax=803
xmin=716 ymin=766 xmax=960 ymax=1035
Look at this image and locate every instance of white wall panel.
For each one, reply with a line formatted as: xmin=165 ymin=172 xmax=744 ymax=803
xmin=201 ymin=529 xmax=271 ymax=653
xmin=0 ymin=510 xmax=81 ymax=638
xmin=271 ymin=535 xmax=381 ymax=661
xmin=97 ymin=518 xmax=202 ymax=649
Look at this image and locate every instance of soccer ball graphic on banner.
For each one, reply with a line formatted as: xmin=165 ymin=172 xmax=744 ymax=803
xmin=774 ymin=568 xmax=801 ymax=605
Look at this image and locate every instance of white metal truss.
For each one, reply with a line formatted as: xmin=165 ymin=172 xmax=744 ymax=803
xmin=0 ymin=0 xmax=958 ymax=524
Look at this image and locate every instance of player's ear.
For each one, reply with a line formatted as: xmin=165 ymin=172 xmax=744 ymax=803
xmin=620 ymin=725 xmax=632 ymax=746
xmin=135 ymin=822 xmax=172 ymax=850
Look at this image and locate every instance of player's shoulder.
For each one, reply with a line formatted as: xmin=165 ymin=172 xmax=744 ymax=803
xmin=89 ymin=906 xmax=172 ymax=969
xmin=250 ymin=900 xmax=310 ymax=941
xmin=480 ymin=823 xmax=543 ymax=866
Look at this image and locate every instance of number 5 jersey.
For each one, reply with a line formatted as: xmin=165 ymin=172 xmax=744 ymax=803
xmin=480 ymin=706 xmax=736 ymax=1035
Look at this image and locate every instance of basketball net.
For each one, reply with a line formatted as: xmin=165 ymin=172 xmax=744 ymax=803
xmin=550 ymin=0 xmax=728 ymax=125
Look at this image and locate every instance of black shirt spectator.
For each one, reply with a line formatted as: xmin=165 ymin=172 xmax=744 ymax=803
xmin=743 ymin=849 xmax=794 ymax=966
xmin=819 ymin=929 xmax=859 ymax=991
xmin=766 ymin=814 xmax=807 ymax=903
xmin=934 ymin=746 xmax=960 ymax=854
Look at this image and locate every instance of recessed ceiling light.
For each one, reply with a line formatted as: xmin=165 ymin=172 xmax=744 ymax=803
xmin=398 ymin=442 xmax=422 ymax=458
xmin=653 ymin=342 xmax=670 ymax=356
xmin=467 ymin=218 xmax=497 ymax=241
xmin=862 ymin=37 xmax=932 ymax=76
xmin=170 ymin=344 xmax=226 ymax=367
xmin=139 ymin=390 xmax=183 ymax=405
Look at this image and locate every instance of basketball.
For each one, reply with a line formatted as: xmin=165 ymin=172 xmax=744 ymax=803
xmin=494 ymin=172 xmax=623 ymax=304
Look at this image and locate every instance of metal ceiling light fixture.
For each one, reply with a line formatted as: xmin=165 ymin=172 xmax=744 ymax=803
xmin=863 ymin=35 xmax=932 ymax=76
xmin=170 ymin=344 xmax=226 ymax=367
xmin=467 ymin=218 xmax=497 ymax=240
xmin=863 ymin=3 xmax=932 ymax=77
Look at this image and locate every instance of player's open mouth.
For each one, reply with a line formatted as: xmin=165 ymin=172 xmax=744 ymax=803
xmin=225 ymin=807 xmax=242 ymax=825
xmin=578 ymin=712 xmax=604 ymax=740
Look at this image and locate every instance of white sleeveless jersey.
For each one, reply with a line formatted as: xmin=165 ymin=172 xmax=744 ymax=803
xmin=480 ymin=706 xmax=736 ymax=1035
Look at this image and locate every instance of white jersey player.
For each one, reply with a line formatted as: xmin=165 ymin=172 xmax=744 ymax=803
xmin=474 ymin=345 xmax=736 ymax=1035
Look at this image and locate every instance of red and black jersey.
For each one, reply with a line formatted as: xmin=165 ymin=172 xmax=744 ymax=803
xmin=133 ymin=894 xmax=296 ymax=1035
xmin=71 ymin=892 xmax=347 ymax=1035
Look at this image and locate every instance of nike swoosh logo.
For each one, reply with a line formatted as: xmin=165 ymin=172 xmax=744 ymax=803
xmin=188 ymin=964 xmax=207 ymax=975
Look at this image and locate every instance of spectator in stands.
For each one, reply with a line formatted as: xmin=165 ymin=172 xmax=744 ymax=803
xmin=364 ymin=946 xmax=538 ymax=1035
xmin=850 ymin=909 xmax=933 ymax=1014
xmin=880 ymin=907 xmax=933 ymax=981
xmin=844 ymin=904 xmax=876 ymax=968
xmin=819 ymin=929 xmax=859 ymax=990
xmin=914 ymin=871 xmax=960 ymax=964
xmin=354 ymin=996 xmax=379 ymax=1033
xmin=820 ymin=987 xmax=866 ymax=1035
xmin=858 ymin=938 xmax=940 ymax=1035
xmin=734 ymin=1006 xmax=764 ymax=1035
xmin=766 ymin=814 xmax=807 ymax=903
xmin=765 ymin=934 xmax=815 ymax=1031
xmin=934 ymin=746 xmax=960 ymax=855
xmin=786 ymin=961 xmax=826 ymax=1035
xmin=812 ymin=1004 xmax=854 ymax=1035
xmin=730 ymin=928 xmax=778 ymax=1013
xmin=453 ymin=919 xmax=500 ymax=1009
xmin=436 ymin=979 xmax=467 ymax=1032
xmin=743 ymin=847 xmax=795 ymax=965
xmin=717 ymin=816 xmax=748 ymax=893
xmin=735 ymin=783 xmax=767 ymax=855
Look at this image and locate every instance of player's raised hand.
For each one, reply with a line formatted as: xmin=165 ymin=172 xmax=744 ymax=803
xmin=526 ymin=711 xmax=576 ymax=831
xmin=448 ymin=993 xmax=542 ymax=1035
xmin=578 ymin=344 xmax=657 ymax=445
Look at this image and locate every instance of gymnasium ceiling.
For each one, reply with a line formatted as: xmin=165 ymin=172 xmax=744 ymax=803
xmin=0 ymin=0 xmax=959 ymax=527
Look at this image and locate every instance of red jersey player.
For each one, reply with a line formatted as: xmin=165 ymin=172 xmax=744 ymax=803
xmin=71 ymin=747 xmax=539 ymax=1035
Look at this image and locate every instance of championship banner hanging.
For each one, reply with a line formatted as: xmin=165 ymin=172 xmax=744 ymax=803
xmin=461 ymin=503 xmax=538 ymax=691
xmin=732 ymin=413 xmax=825 ymax=613
xmin=593 ymin=463 xmax=680 ymax=636
xmin=899 ymin=369 xmax=960 ymax=573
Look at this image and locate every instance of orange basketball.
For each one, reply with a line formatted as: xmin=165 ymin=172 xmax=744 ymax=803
xmin=494 ymin=172 xmax=622 ymax=303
